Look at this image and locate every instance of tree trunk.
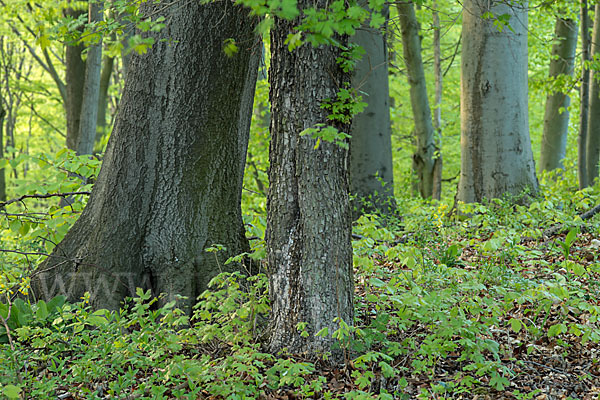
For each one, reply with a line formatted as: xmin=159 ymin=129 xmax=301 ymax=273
xmin=458 ymin=0 xmax=538 ymax=203
xmin=65 ymin=5 xmax=87 ymax=151
xmin=0 ymin=102 xmax=5 ymax=202
xmin=267 ymin=6 xmax=354 ymax=359
xmin=76 ymin=0 xmax=103 ymax=156
xmin=95 ymin=53 xmax=114 ymax=146
xmin=432 ymin=4 xmax=443 ymax=200
xmin=349 ymin=12 xmax=395 ymax=216
xmin=32 ymin=1 xmax=259 ymax=312
xmin=579 ymin=0 xmax=591 ymax=188
xmin=539 ymin=16 xmax=578 ymax=172
xmin=586 ymin=3 xmax=600 ymax=184
xmin=397 ymin=1 xmax=438 ymax=199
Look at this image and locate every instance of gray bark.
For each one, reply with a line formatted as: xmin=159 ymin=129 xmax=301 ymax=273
xmin=95 ymin=53 xmax=114 ymax=145
xmin=267 ymin=4 xmax=354 ymax=359
xmin=586 ymin=3 xmax=600 ymax=184
xmin=539 ymin=16 xmax=578 ymax=172
xmin=458 ymin=0 xmax=538 ymax=203
xmin=65 ymin=6 xmax=87 ymax=151
xmin=0 ymin=102 xmax=5 ymax=202
xmin=76 ymin=1 xmax=103 ymax=156
xmin=32 ymin=1 xmax=259 ymax=312
xmin=432 ymin=4 xmax=443 ymax=200
xmin=397 ymin=1 xmax=439 ymax=199
xmin=579 ymin=1 xmax=591 ymax=188
xmin=350 ymin=18 xmax=395 ymax=216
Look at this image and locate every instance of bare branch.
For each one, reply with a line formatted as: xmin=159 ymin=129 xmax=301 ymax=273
xmin=0 ymin=191 xmax=91 ymax=209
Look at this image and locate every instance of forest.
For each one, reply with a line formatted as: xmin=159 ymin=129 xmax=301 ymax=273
xmin=1 ymin=0 xmax=600 ymax=398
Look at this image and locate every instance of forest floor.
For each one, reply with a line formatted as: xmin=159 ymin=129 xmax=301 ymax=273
xmin=2 ymin=196 xmax=600 ymax=399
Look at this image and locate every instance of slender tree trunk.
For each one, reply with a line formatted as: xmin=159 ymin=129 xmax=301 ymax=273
xmin=32 ymin=1 xmax=259 ymax=312
xmin=397 ymin=0 xmax=438 ymax=199
xmin=0 ymin=102 xmax=5 ymax=202
xmin=458 ymin=0 xmax=538 ymax=203
xmin=65 ymin=5 xmax=87 ymax=151
xmin=76 ymin=0 xmax=103 ymax=156
xmin=432 ymin=4 xmax=443 ymax=200
xmin=539 ymin=16 xmax=578 ymax=172
xmin=586 ymin=3 xmax=600 ymax=184
xmin=96 ymin=53 xmax=114 ymax=146
xmin=267 ymin=4 xmax=353 ymax=359
xmin=350 ymin=12 xmax=395 ymax=216
xmin=579 ymin=0 xmax=591 ymax=188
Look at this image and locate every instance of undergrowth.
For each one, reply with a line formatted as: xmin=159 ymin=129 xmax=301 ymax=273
xmin=1 ymin=155 xmax=600 ymax=399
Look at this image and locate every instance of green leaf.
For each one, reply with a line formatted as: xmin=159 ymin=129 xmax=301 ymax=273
xmin=2 ymin=385 xmax=21 ymax=399
xmin=509 ymin=318 xmax=522 ymax=333
xmin=547 ymin=323 xmax=567 ymax=337
xmin=315 ymin=327 xmax=329 ymax=337
xmin=223 ymin=38 xmax=238 ymax=57
xmin=36 ymin=300 xmax=49 ymax=321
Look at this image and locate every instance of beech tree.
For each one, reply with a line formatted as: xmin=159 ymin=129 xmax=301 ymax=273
xmin=457 ymin=0 xmax=538 ymax=203
xmin=0 ymin=97 xmax=4 ymax=202
xmin=579 ymin=0 xmax=591 ymax=188
xmin=266 ymin=2 xmax=354 ymax=357
xmin=397 ymin=1 xmax=441 ymax=199
xmin=539 ymin=16 xmax=578 ymax=172
xmin=31 ymin=1 xmax=259 ymax=311
xmin=75 ymin=0 xmax=103 ymax=156
xmin=586 ymin=3 xmax=600 ymax=184
xmin=350 ymin=12 xmax=395 ymax=215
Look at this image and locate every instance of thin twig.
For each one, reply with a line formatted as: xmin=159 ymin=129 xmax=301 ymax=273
xmin=0 ymin=191 xmax=91 ymax=209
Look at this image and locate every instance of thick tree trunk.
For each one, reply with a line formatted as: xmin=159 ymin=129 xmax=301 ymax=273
xmin=65 ymin=6 xmax=87 ymax=152
xmin=579 ymin=1 xmax=591 ymax=188
xmin=76 ymin=1 xmax=103 ymax=156
xmin=586 ymin=3 xmax=600 ymax=184
xmin=95 ymin=53 xmax=114 ymax=146
xmin=397 ymin=1 xmax=439 ymax=199
xmin=539 ymin=16 xmax=578 ymax=172
xmin=267 ymin=6 xmax=354 ymax=359
xmin=458 ymin=0 xmax=538 ymax=203
xmin=32 ymin=1 xmax=259 ymax=312
xmin=349 ymin=13 xmax=395 ymax=216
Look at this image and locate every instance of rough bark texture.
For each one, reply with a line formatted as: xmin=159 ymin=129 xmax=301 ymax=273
xmin=267 ymin=7 xmax=354 ymax=359
xmin=76 ymin=1 xmax=103 ymax=156
xmin=458 ymin=0 xmax=538 ymax=203
xmin=32 ymin=2 xmax=259 ymax=312
xmin=349 ymin=13 xmax=395 ymax=216
xmin=539 ymin=16 xmax=578 ymax=172
xmin=579 ymin=1 xmax=591 ymax=188
xmin=397 ymin=1 xmax=439 ymax=199
xmin=586 ymin=3 xmax=600 ymax=184
xmin=65 ymin=6 xmax=87 ymax=151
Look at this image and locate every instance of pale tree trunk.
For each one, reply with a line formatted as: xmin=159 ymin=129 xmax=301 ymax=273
xmin=76 ymin=0 xmax=103 ymax=156
xmin=0 ymin=102 xmax=5 ymax=202
xmin=267 ymin=4 xmax=353 ymax=359
xmin=539 ymin=16 xmax=578 ymax=172
xmin=397 ymin=0 xmax=439 ymax=199
xmin=458 ymin=0 xmax=538 ymax=203
xmin=432 ymin=3 xmax=443 ymax=200
xmin=586 ymin=3 xmax=600 ymax=184
xmin=65 ymin=5 xmax=87 ymax=151
xmin=350 ymin=13 xmax=395 ymax=216
xmin=579 ymin=1 xmax=591 ymax=188
xmin=32 ymin=1 xmax=259 ymax=312
xmin=95 ymin=53 xmax=114 ymax=146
